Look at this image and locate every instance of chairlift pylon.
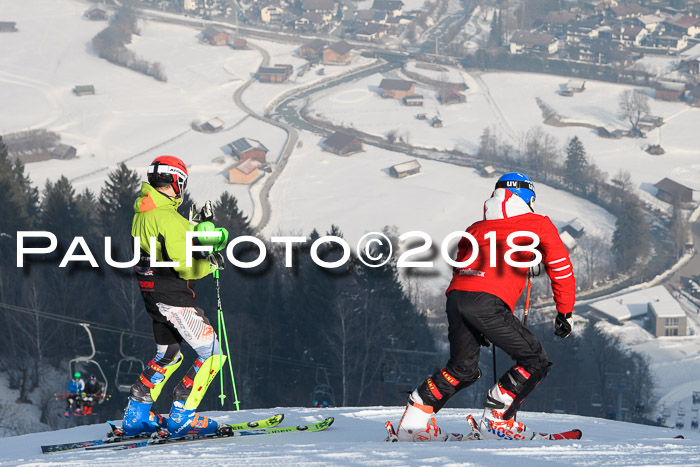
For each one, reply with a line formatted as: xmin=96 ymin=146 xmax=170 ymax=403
xmin=309 ymin=366 xmax=335 ymax=407
xmin=68 ymin=323 xmax=108 ymax=403
xmin=115 ymin=331 xmax=144 ymax=393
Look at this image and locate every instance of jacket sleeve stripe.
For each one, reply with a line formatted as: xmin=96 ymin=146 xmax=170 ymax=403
xmin=551 ymin=265 xmax=571 ymax=272
xmin=554 ymin=272 xmax=573 ymax=280
xmin=548 ymin=257 xmax=567 ymax=265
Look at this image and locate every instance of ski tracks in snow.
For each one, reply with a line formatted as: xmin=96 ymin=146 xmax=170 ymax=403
xmin=473 ymin=74 xmax=519 ymax=143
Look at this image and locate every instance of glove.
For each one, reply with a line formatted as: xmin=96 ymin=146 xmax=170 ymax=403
xmin=195 ymin=223 xmax=228 ymax=251
xmin=189 ymin=200 xmax=214 ymax=226
xmin=554 ymin=312 xmax=573 ymax=338
xmin=209 ymin=251 xmax=225 ymax=271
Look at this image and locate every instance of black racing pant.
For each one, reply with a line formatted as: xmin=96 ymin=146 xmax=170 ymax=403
xmin=417 ymin=290 xmax=549 ymax=412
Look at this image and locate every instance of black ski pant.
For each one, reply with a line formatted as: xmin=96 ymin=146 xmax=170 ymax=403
xmin=417 ymin=290 xmax=549 ymax=412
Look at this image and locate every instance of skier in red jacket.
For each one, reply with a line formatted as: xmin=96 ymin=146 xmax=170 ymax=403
xmin=397 ymin=172 xmax=575 ymax=441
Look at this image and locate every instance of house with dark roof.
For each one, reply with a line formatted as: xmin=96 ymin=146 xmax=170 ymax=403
xmin=354 ymin=22 xmax=385 ymax=41
xmin=379 ymin=79 xmax=415 ymax=98
xmin=73 ymin=85 xmax=95 ymax=96
xmin=439 ymin=87 xmax=466 ymax=104
xmin=323 ymin=41 xmax=352 ymax=64
xmin=356 ymin=10 xmax=387 ymax=23
xmin=231 ymin=38 xmax=247 ymax=49
xmin=51 ymin=144 xmax=77 ymax=159
xmin=608 ymin=3 xmax=644 ymax=19
xmin=86 ymin=7 xmax=108 ymax=21
xmin=542 ymin=11 xmax=576 ymax=36
xmin=300 ymin=39 xmax=326 ymax=60
xmin=323 ymin=132 xmax=363 ymax=155
xmin=302 ymin=0 xmax=336 ymax=14
xmin=561 ymin=218 xmax=585 ymax=238
xmin=202 ymin=26 xmax=230 ymax=46
xmin=664 ymin=14 xmax=700 ymax=37
xmin=389 ymin=160 xmax=421 ymax=178
xmin=0 ymin=21 xmax=17 ymax=32
xmin=654 ymin=178 xmax=695 ymax=203
xmin=403 ymin=94 xmax=423 ymax=106
xmin=371 ymin=0 xmax=404 ymax=16
xmin=257 ymin=65 xmax=293 ymax=83
xmin=509 ymin=30 xmax=558 ymax=55
xmin=228 ymin=138 xmax=269 ymax=163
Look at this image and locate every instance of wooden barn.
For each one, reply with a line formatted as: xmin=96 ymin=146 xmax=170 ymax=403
xmin=73 ymin=85 xmax=95 ymax=96
xmin=323 ymin=41 xmax=352 ymax=64
xmin=257 ymin=65 xmax=293 ymax=83
xmin=480 ymin=165 xmax=497 ymax=177
xmin=231 ymin=38 xmax=247 ymax=49
xmin=202 ymin=117 xmax=224 ymax=132
xmin=561 ymin=218 xmax=585 ymax=238
xmin=439 ymin=87 xmax=466 ymax=104
xmin=202 ymin=26 xmax=230 ymax=46
xmin=228 ymin=138 xmax=269 ymax=163
xmin=432 ymin=116 xmax=443 ymax=128
xmin=51 ymin=144 xmax=77 ymax=159
xmin=379 ymin=79 xmax=415 ymax=99
xmin=655 ymin=81 xmax=686 ymax=101
xmin=654 ymin=178 xmax=694 ymax=203
xmin=86 ymin=8 xmax=108 ymax=21
xmin=300 ymin=39 xmax=326 ymax=60
xmin=403 ymin=95 xmax=424 ymax=106
xmin=389 ymin=160 xmax=421 ymax=178
xmin=323 ymin=132 xmax=363 ymax=155
xmin=228 ymin=159 xmax=262 ymax=184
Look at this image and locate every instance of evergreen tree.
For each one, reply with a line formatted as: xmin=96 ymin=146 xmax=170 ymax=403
xmin=0 ymin=136 xmax=38 ymax=234
xmin=39 ymin=176 xmax=82 ymax=241
xmin=214 ymin=192 xmax=251 ymax=237
xmin=99 ymin=163 xmax=140 ymax=246
xmin=565 ymin=136 xmax=588 ymax=187
xmin=612 ymin=196 xmax=649 ymax=271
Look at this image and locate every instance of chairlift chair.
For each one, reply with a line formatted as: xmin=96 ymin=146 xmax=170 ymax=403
xmin=590 ymin=392 xmax=603 ymax=408
xmin=675 ymin=417 xmax=685 ymax=430
xmin=678 ymin=403 xmax=686 ymax=417
xmin=309 ymin=367 xmax=336 ymax=407
xmin=662 ymin=404 xmax=671 ymax=418
xmin=115 ymin=331 xmax=145 ymax=393
xmin=68 ymin=323 xmax=108 ymax=403
xmin=552 ymin=398 xmax=566 ymax=414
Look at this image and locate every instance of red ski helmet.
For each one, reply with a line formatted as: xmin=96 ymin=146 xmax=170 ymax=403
xmin=147 ymin=156 xmax=188 ymax=198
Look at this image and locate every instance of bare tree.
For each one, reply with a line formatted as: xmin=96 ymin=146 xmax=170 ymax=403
xmin=618 ymin=90 xmax=650 ymax=134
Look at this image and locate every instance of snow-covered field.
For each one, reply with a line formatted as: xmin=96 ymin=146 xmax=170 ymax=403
xmin=1 ymin=407 xmax=698 ymax=465
xmin=306 ymin=68 xmax=700 ymax=198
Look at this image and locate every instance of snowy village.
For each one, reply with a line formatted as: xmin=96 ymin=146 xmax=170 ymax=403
xmin=0 ymin=0 xmax=699 ymax=464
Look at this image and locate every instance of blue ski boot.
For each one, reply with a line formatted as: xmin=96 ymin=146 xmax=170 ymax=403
xmin=122 ymin=398 xmax=168 ymax=437
xmin=167 ymin=400 xmax=219 ymax=439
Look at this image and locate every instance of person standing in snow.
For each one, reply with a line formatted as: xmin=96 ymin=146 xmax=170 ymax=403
xmin=121 ymin=156 xmax=229 ymax=439
xmin=397 ymin=173 xmax=575 ymax=441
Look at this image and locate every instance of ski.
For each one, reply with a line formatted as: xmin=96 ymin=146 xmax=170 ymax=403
xmin=383 ymin=416 xmax=582 ymax=442
xmin=41 ymin=413 xmax=284 ymax=454
xmin=102 ymin=416 xmax=334 ymax=451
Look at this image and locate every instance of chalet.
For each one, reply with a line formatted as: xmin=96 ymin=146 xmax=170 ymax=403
xmin=302 ymin=0 xmax=336 ymax=15
xmin=202 ymin=117 xmax=224 ymax=132
xmin=566 ymin=79 xmax=586 ymax=92
xmin=371 ymin=0 xmax=404 ymax=17
xmin=228 ymin=137 xmax=269 ymax=163
xmin=296 ymin=12 xmax=330 ymax=31
xmin=432 ymin=116 xmax=443 ymax=128
xmin=73 ymin=85 xmax=95 ymax=96
xmin=257 ymin=65 xmax=292 ymax=83
xmin=648 ymin=291 xmax=687 ymax=337
xmin=355 ymin=23 xmax=385 ymax=41
xmin=680 ymin=59 xmax=699 ymax=76
xmin=323 ymin=41 xmax=352 ymax=64
xmin=379 ymin=79 xmax=415 ymax=98
xmin=323 ymin=132 xmax=363 ymax=155
xmin=561 ymin=218 xmax=585 ymax=238
xmin=51 ymin=144 xmax=77 ymax=159
xmin=261 ymin=5 xmax=283 ymax=23
xmin=560 ymin=231 xmax=577 ymax=251
xmin=638 ymin=115 xmax=663 ymax=132
xmin=403 ymin=94 xmax=424 ymax=106
xmin=689 ymin=85 xmax=700 ymax=107
xmin=416 ymin=113 xmax=427 ymax=120
xmin=202 ymin=27 xmax=229 ymax=46
xmin=439 ymin=87 xmax=466 ymax=104
xmin=356 ymin=10 xmax=387 ymax=23
xmin=231 ymin=38 xmax=247 ymax=49
xmin=0 ymin=21 xmax=17 ymax=32
xmin=647 ymin=35 xmax=688 ymax=52
xmin=227 ymin=159 xmax=262 ymax=184
xmin=597 ymin=125 xmax=624 ymax=138
xmin=389 ymin=160 xmax=421 ymax=178
xmin=608 ymin=3 xmax=644 ymax=19
xmin=636 ymin=14 xmax=665 ymax=32
xmin=654 ymin=178 xmax=694 ymax=203
xmin=86 ymin=8 xmax=108 ymax=21
xmin=567 ymin=19 xmax=600 ymax=42
xmin=509 ymin=30 xmax=558 ymax=55
xmin=608 ymin=24 xmax=647 ymax=46
xmin=664 ymin=14 xmax=700 ymax=38
xmin=480 ymin=165 xmax=497 ymax=177
xmin=654 ymin=81 xmax=685 ymax=101
xmin=300 ymin=39 xmax=326 ymax=60
xmin=542 ymin=11 xmax=576 ymax=36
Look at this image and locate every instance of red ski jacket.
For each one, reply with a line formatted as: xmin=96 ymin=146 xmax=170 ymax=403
xmin=446 ymin=189 xmax=575 ymax=314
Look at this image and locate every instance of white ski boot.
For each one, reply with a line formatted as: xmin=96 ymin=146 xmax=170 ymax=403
xmin=396 ymin=390 xmax=448 ymax=442
xmin=479 ymin=384 xmax=538 ymax=440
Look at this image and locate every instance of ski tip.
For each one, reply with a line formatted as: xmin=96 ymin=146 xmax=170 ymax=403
xmin=572 ymin=429 xmax=583 ymax=440
xmin=323 ymin=417 xmax=335 ymax=428
xmin=673 ymin=435 xmax=685 ymax=439
xmin=276 ymin=413 xmax=285 ymax=424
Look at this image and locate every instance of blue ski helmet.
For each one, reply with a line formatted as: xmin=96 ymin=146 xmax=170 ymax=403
xmin=495 ymin=173 xmax=536 ymax=210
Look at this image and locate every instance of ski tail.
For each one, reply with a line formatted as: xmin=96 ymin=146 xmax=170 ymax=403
xmin=543 ymin=429 xmax=582 ymax=440
xmin=384 ymin=421 xmax=399 ymax=442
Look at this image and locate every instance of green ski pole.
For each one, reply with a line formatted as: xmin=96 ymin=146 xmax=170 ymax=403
xmin=214 ymin=269 xmax=241 ymax=411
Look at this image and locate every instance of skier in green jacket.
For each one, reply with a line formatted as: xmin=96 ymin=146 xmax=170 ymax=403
xmin=121 ymin=155 xmax=229 ymax=439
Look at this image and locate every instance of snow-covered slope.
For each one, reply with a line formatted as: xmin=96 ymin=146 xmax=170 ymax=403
xmin=0 ymin=407 xmax=697 ymax=465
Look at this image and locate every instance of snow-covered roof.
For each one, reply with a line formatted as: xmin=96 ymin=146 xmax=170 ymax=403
xmin=564 ymin=217 xmax=585 ymax=232
xmin=589 ymin=285 xmax=682 ymax=323
xmin=391 ymin=159 xmax=421 ymax=173
xmin=559 ymin=231 xmax=577 ymax=250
